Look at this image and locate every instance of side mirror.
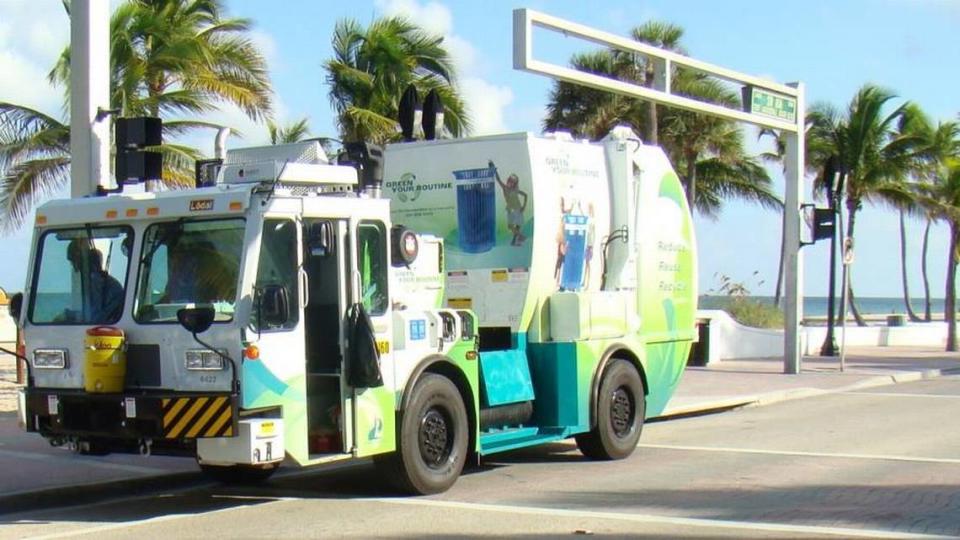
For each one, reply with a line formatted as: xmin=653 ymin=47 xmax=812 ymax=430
xmin=177 ymin=306 xmax=215 ymax=334
xmin=259 ymin=285 xmax=290 ymax=328
xmin=8 ymin=292 xmax=23 ymax=321
xmin=307 ymin=221 xmax=335 ymax=257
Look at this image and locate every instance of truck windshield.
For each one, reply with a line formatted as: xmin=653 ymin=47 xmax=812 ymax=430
xmin=134 ymin=218 xmax=245 ymax=323
xmin=29 ymin=226 xmax=132 ymax=325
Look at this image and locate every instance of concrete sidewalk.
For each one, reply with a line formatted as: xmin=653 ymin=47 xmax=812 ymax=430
xmin=1 ymin=345 xmax=958 ymax=513
xmin=661 ymin=345 xmax=960 ymax=418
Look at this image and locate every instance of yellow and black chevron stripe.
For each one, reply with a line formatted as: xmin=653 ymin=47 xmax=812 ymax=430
xmin=161 ymin=396 xmax=234 ymax=439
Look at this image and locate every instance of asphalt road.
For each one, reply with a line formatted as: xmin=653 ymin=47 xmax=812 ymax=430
xmin=2 ymin=375 xmax=959 ymax=539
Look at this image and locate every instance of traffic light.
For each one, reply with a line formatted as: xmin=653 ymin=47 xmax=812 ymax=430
xmin=115 ymin=117 xmax=162 ymax=184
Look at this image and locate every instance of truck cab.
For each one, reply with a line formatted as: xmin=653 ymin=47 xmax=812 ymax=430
xmin=18 ymin=141 xmax=470 ymax=481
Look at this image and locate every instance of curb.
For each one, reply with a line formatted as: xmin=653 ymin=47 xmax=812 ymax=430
xmin=655 ymin=366 xmax=959 ymax=421
xmin=0 ymin=471 xmax=205 ymax=516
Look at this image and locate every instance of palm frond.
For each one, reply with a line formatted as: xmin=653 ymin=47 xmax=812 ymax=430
xmin=0 ymin=156 xmax=70 ymax=233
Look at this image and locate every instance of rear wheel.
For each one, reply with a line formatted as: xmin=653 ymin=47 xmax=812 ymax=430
xmin=576 ymin=359 xmax=645 ymax=460
xmin=199 ymin=463 xmax=279 ymax=484
xmin=376 ymin=373 xmax=468 ymax=495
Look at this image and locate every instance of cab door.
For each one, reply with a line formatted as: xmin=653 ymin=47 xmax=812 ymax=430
xmin=348 ymin=218 xmax=396 ymax=457
xmin=244 ymin=217 xmax=308 ymax=458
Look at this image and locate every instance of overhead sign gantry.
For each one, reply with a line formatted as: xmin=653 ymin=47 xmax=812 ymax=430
xmin=512 ymin=8 xmax=806 ymax=373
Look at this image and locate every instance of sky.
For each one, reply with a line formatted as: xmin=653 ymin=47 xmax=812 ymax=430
xmin=1 ymin=0 xmax=958 ymax=300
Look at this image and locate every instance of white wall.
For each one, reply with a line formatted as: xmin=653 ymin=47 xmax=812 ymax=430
xmin=697 ymin=310 xmax=948 ymax=362
xmin=0 ymin=309 xmax=14 ymax=346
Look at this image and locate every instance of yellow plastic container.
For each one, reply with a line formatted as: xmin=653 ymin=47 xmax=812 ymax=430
xmin=84 ymin=326 xmax=126 ymax=393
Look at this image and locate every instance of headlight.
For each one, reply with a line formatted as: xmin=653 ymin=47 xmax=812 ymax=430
xmin=33 ymin=349 xmax=68 ymax=369
xmin=185 ymin=349 xmax=224 ymax=370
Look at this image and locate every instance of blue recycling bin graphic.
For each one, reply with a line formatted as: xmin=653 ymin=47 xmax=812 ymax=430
xmin=453 ymin=166 xmax=497 ymax=253
xmin=561 ymin=214 xmax=589 ymax=291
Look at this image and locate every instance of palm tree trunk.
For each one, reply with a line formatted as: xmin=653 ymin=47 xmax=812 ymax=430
xmin=685 ymin=155 xmax=697 ymax=210
xmin=899 ymin=211 xmax=921 ymax=321
xmin=846 ymin=203 xmax=867 ymax=326
xmin=643 ymin=66 xmax=658 ymax=145
xmin=773 ymin=210 xmax=785 ymax=307
xmin=922 ymin=219 xmax=933 ymax=322
xmin=945 ymin=222 xmax=958 ymax=351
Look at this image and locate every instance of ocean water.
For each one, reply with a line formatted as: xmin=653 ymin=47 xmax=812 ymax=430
xmin=699 ymin=295 xmax=948 ymax=318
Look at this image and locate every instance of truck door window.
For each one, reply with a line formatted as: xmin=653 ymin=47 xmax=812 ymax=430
xmin=134 ymin=218 xmax=245 ymax=323
xmin=29 ymin=226 xmax=132 ymax=325
xmin=251 ymin=219 xmax=299 ymax=330
xmin=357 ymin=221 xmax=388 ymax=315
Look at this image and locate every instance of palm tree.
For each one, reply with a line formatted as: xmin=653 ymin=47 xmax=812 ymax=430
xmin=661 ymin=71 xmax=779 ymax=213
xmin=543 ymin=50 xmax=640 ymax=140
xmin=324 ymin=16 xmax=469 ymax=144
xmin=805 ymin=85 xmax=921 ymax=326
xmin=915 ymin=158 xmax=960 ymax=350
xmin=913 ymin=119 xmax=960 ymax=320
xmin=0 ymin=0 xmax=272 ymax=232
xmin=544 ymin=43 xmax=779 ymax=217
xmin=543 ymin=21 xmax=685 ymax=145
xmin=630 ymin=21 xmax=685 ymax=146
xmin=0 ymin=104 xmax=71 ymax=230
xmin=890 ymin=104 xmax=937 ymax=322
xmin=268 ymin=118 xmax=311 ymax=145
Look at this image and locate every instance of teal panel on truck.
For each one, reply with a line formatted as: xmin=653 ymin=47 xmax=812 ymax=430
xmin=479 ymin=344 xmax=536 ymax=407
xmin=527 ymin=342 xmax=591 ymax=430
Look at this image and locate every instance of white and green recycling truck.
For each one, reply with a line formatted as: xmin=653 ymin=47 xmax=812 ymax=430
xmin=13 ymin=126 xmax=696 ymax=494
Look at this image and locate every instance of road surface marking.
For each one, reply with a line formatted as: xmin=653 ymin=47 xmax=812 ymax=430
xmin=370 ymin=498 xmax=953 ymax=539
xmin=637 ymin=443 xmax=960 ymax=465
xmin=840 ymin=391 xmax=960 ymax=399
xmin=22 ymin=499 xmax=292 ymax=540
xmin=0 ymin=449 xmax=167 ymax=474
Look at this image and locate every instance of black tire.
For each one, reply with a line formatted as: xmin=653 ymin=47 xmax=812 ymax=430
xmin=576 ymin=359 xmax=645 ymax=460
xmin=199 ymin=463 xmax=279 ymax=484
xmin=376 ymin=373 xmax=468 ymax=495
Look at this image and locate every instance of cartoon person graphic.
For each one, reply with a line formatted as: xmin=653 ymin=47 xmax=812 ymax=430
xmin=490 ymin=160 xmax=528 ymax=246
xmin=555 ymin=196 xmax=573 ymax=289
xmin=582 ymin=202 xmax=595 ymax=290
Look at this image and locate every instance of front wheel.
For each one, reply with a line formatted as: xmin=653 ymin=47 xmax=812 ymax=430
xmin=576 ymin=359 xmax=645 ymax=460
xmin=376 ymin=373 xmax=468 ymax=495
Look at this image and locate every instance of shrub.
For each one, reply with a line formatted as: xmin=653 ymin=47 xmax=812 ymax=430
xmin=705 ymin=272 xmax=783 ymax=329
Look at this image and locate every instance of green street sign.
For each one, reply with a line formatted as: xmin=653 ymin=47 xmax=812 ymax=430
xmin=742 ymin=86 xmax=797 ymax=123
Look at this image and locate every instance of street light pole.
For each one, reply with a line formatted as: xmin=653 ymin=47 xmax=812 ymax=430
xmin=69 ymin=0 xmax=110 ymax=198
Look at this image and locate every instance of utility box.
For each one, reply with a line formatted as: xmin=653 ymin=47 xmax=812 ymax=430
xmin=197 ymin=418 xmax=284 ymax=466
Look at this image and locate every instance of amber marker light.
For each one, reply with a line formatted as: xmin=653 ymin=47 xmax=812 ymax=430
xmin=243 ymin=344 xmax=260 ymax=360
xmin=105 ymin=210 xmax=118 ymax=219
xmin=125 ymin=209 xmax=138 ymax=217
xmin=146 ymin=207 xmax=159 ymax=216
xmin=465 ymin=350 xmax=478 ymax=361
xmin=36 ymin=215 xmax=47 ymax=225
xmin=229 ymin=201 xmax=243 ymax=211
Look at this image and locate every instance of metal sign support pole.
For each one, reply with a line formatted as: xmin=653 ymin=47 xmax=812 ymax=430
xmin=512 ymin=8 xmax=805 ymax=374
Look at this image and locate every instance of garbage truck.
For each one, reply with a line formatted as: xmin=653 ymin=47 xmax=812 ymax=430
xmin=13 ymin=126 xmax=696 ymax=494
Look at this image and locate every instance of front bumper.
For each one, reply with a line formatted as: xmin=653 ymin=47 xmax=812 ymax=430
xmin=22 ymin=388 xmax=238 ymax=441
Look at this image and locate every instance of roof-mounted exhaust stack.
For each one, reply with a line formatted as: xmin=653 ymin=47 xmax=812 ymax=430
xmin=422 ymin=89 xmax=444 ymax=141
xmin=340 ymin=142 xmax=384 ymax=198
xmin=398 ymin=85 xmax=446 ymax=143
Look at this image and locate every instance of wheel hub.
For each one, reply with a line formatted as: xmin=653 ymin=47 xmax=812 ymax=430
xmin=419 ymin=407 xmax=451 ymax=468
xmin=610 ymin=386 xmax=634 ymax=437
